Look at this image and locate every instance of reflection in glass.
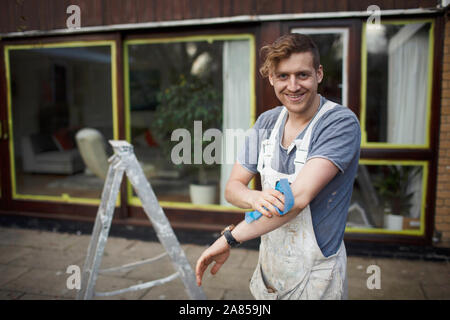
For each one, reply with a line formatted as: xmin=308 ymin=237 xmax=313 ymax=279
xmin=348 ymin=163 xmax=424 ymax=231
xmin=127 ymin=39 xmax=251 ymax=206
xmin=8 ymin=45 xmax=113 ymax=200
xmin=365 ymin=22 xmax=431 ymax=144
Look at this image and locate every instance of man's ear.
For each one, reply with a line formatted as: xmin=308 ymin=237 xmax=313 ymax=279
xmin=317 ymin=65 xmax=324 ymax=84
xmin=268 ymin=73 xmax=274 ymax=86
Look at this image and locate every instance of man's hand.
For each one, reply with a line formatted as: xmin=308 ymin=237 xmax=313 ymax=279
xmin=195 ymin=236 xmax=230 ymax=286
xmin=248 ymin=189 xmax=285 ymax=218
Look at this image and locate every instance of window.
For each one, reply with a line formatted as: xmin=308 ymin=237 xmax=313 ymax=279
xmin=5 ymin=42 xmax=117 ymax=204
xmin=361 ymin=20 xmax=433 ymax=148
xmin=352 ymin=19 xmax=435 ymax=235
xmin=124 ymin=35 xmax=255 ymax=210
xmin=348 ymin=160 xmax=427 ymax=235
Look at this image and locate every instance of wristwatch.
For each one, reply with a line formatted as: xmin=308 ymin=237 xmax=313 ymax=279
xmin=220 ymin=224 xmax=241 ymax=248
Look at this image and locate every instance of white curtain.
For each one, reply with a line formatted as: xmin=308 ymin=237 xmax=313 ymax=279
xmin=387 ymin=23 xmax=428 ymax=145
xmin=387 ymin=23 xmax=428 ymax=219
xmin=220 ymin=40 xmax=251 ymax=206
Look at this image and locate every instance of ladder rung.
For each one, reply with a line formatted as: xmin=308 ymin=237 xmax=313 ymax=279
xmin=94 ymin=272 xmax=179 ymax=297
xmin=99 ymin=252 xmax=168 ymax=274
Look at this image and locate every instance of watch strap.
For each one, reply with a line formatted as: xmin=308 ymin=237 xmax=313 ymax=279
xmin=223 ymin=229 xmax=240 ymax=247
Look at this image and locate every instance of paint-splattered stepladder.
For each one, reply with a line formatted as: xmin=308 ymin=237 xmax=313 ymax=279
xmin=76 ymin=140 xmax=206 ymax=300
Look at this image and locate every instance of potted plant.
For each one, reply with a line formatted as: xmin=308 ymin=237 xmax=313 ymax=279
xmin=150 ymin=74 xmax=222 ymax=204
xmin=374 ymin=165 xmax=420 ymax=230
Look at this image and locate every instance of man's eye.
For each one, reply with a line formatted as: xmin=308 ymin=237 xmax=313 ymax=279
xmin=298 ymin=73 xmax=308 ymax=79
xmin=278 ymin=74 xmax=288 ymax=79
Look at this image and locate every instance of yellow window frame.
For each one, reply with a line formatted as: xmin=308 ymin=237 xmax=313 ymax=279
xmin=123 ymin=34 xmax=256 ymax=212
xmin=4 ymin=41 xmax=119 ymax=205
xmin=360 ymin=19 xmax=435 ymax=149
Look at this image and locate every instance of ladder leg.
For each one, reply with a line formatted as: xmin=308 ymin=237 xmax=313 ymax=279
xmin=77 ymin=163 xmax=125 ymax=300
xmin=126 ymin=156 xmax=206 ymax=300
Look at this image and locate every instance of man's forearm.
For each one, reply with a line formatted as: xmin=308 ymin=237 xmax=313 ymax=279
xmin=225 ymin=180 xmax=257 ymax=209
xmin=230 ymin=207 xmax=302 ymax=243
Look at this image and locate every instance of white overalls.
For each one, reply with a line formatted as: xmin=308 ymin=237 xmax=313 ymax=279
xmin=249 ymin=101 xmax=348 ymax=300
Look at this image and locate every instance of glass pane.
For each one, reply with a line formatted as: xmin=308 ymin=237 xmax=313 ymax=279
xmin=292 ymin=30 xmax=345 ymax=105
xmin=348 ymin=163 xmax=424 ymax=231
xmin=127 ymin=39 xmax=252 ymax=206
xmin=311 ymin=33 xmax=343 ymax=105
xmin=9 ymin=45 xmax=114 ymax=200
xmin=365 ymin=22 xmax=431 ymax=145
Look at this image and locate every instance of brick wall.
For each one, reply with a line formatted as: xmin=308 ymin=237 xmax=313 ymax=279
xmin=436 ymin=15 xmax=450 ymax=247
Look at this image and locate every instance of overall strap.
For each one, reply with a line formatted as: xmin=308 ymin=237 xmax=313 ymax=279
xmin=294 ymin=101 xmax=338 ymax=173
xmin=257 ymin=107 xmax=287 ymax=173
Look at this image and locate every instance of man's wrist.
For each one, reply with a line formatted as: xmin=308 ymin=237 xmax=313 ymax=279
xmin=219 ymin=235 xmax=230 ymax=248
xmin=220 ymin=225 xmax=241 ymax=248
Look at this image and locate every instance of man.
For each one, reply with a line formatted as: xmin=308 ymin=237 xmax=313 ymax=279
xmin=195 ymin=33 xmax=361 ymax=300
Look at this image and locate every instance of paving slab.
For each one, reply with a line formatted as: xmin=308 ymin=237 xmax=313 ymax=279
xmin=1 ymin=268 xmax=76 ymax=298
xmin=122 ymin=239 xmax=167 ymax=258
xmin=19 ymin=293 xmax=64 ymax=300
xmin=421 ymin=284 xmax=450 ymax=300
xmin=223 ymin=288 xmax=255 ymax=300
xmin=374 ymin=258 xmax=434 ymax=285
xmin=0 ymin=244 xmax=34 ymax=264
xmin=140 ymin=277 xmax=226 ymax=300
xmin=0 ymin=227 xmax=78 ymax=251
xmin=7 ymin=248 xmax=85 ymax=271
xmin=92 ymin=274 xmax=150 ymax=300
xmin=201 ymin=264 xmax=254 ymax=292
xmin=0 ymin=289 xmax=25 ymax=300
xmin=239 ymin=249 xmax=259 ymax=269
xmin=121 ymin=255 xmax=177 ymax=281
xmin=0 ymin=265 xmax=31 ymax=287
xmin=416 ymin=260 xmax=450 ymax=285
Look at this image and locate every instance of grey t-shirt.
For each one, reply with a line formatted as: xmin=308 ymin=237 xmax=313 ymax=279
xmin=237 ymin=95 xmax=361 ymax=257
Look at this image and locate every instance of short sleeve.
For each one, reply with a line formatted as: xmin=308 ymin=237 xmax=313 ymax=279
xmin=236 ymin=107 xmax=281 ymax=174
xmin=236 ymin=118 xmax=263 ymax=174
xmin=306 ymin=112 xmax=361 ymax=173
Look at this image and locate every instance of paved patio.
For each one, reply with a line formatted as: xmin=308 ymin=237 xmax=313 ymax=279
xmin=0 ymin=226 xmax=449 ymax=300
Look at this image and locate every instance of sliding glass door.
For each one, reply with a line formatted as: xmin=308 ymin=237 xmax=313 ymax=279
xmin=4 ymin=41 xmax=118 ymax=204
xmin=124 ymin=34 xmax=255 ymax=210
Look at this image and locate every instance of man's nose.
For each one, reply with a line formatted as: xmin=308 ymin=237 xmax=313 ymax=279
xmin=287 ymin=75 xmax=300 ymax=92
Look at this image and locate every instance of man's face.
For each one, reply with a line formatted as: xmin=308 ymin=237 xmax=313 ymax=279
xmin=268 ymin=52 xmax=323 ymax=116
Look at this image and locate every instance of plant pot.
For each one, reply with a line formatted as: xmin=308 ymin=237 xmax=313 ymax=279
xmin=383 ymin=214 xmax=404 ymax=231
xmin=189 ymin=183 xmax=217 ymax=205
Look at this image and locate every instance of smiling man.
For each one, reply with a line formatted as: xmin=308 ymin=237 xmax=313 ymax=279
xmin=195 ymin=33 xmax=361 ymax=300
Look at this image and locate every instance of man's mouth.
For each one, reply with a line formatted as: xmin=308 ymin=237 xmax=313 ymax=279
xmin=285 ymin=92 xmax=306 ymax=103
